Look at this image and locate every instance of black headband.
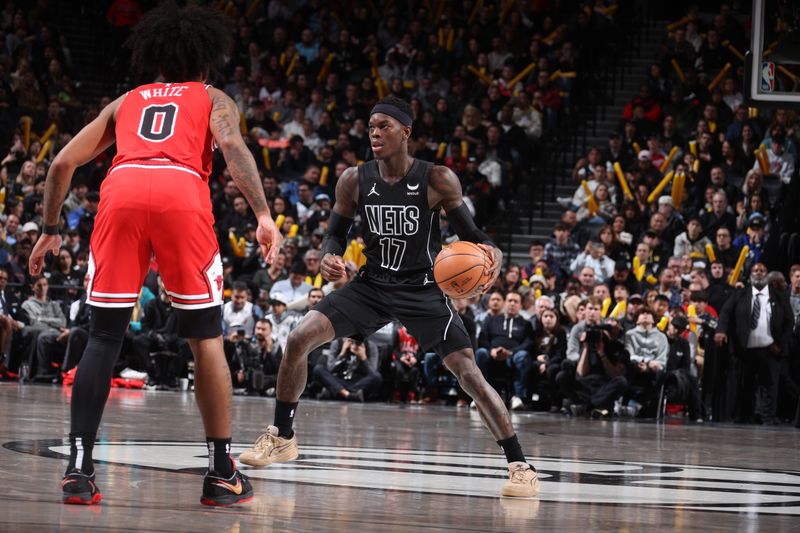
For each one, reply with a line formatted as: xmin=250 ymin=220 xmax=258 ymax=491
xmin=370 ymin=103 xmax=412 ymax=127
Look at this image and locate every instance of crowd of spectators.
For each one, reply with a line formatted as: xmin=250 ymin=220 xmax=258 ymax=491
xmin=0 ymin=2 xmax=797 ymax=425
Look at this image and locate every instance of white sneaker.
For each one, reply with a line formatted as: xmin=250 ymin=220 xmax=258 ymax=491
xmin=501 ymin=462 xmax=539 ymax=498
xmin=120 ymin=368 xmax=148 ymax=380
xmin=510 ymin=396 xmax=524 ymax=411
xmin=470 ymin=401 xmax=477 ymax=409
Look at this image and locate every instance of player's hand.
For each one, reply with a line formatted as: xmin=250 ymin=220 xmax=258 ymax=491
xmin=321 ymin=253 xmax=347 ymax=282
xmin=477 ymin=244 xmax=502 ymax=294
xmin=29 ymin=234 xmax=62 ymax=276
xmin=256 ymin=215 xmax=282 ymax=264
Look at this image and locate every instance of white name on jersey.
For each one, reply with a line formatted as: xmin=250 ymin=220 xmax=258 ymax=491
xmin=364 ymin=205 xmax=420 ymax=236
xmin=139 ymin=85 xmax=190 ymax=100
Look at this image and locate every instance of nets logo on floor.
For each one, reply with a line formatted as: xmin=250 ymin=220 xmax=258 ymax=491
xmin=5 ymin=439 xmax=800 ymax=515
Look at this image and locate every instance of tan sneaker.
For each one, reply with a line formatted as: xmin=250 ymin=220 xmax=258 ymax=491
xmin=239 ymin=426 xmax=299 ymax=467
xmin=500 ymin=462 xmax=539 ymax=498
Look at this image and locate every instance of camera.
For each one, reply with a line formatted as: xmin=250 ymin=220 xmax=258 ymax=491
xmin=585 ymin=323 xmax=613 ymax=344
xmin=237 ymin=328 xmax=246 ymax=338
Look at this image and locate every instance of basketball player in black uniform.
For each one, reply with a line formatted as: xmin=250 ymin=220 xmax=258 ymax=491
xmin=240 ymin=96 xmax=538 ymax=497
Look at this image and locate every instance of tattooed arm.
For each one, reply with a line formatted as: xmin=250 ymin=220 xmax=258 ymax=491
xmin=207 ymin=87 xmax=281 ymax=262
xmin=428 ymin=165 xmax=503 ymax=290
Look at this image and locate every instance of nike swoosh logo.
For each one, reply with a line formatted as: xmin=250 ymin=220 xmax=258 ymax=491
xmin=407 ymin=183 xmax=419 ymax=191
xmin=213 ymin=478 xmax=243 ymax=495
xmin=273 ymin=441 xmax=293 ymax=452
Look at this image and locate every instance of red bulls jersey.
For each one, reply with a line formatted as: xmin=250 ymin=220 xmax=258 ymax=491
xmin=111 ymin=81 xmax=214 ymax=180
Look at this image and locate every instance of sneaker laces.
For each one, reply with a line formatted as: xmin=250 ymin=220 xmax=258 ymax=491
xmin=509 ymin=464 xmax=531 ymax=483
xmin=253 ymin=427 xmax=279 ymax=452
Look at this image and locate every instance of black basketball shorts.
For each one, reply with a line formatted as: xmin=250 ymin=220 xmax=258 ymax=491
xmin=313 ymin=273 xmax=472 ymax=357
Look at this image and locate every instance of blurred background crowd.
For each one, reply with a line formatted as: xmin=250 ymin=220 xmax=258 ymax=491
xmin=0 ymin=0 xmax=798 ymax=426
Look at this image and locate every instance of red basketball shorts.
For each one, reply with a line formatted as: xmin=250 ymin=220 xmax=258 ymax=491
xmin=86 ymin=163 xmax=223 ymax=310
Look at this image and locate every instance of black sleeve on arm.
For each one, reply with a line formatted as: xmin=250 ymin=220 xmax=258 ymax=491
xmin=321 ymin=211 xmax=354 ymax=257
xmin=445 ymin=202 xmax=496 ymax=247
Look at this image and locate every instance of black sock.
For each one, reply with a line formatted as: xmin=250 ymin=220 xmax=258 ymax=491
xmin=497 ymin=434 xmax=526 ymax=464
xmin=274 ymin=400 xmax=299 ymax=438
xmin=206 ymin=437 xmax=233 ymax=477
xmin=67 ymin=433 xmax=95 ymax=476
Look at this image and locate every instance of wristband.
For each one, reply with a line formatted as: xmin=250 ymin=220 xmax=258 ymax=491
xmin=42 ymin=224 xmax=59 ymax=236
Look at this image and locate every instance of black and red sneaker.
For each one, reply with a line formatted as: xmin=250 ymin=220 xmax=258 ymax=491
xmin=200 ymin=465 xmax=253 ymax=507
xmin=61 ymin=469 xmax=102 ymax=505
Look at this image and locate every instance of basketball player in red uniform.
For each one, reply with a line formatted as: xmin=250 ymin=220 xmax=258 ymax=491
xmin=28 ymin=3 xmax=280 ymax=506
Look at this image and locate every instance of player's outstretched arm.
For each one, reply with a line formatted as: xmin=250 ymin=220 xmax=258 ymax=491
xmin=428 ymin=165 xmax=503 ymax=291
xmin=319 ymin=167 xmax=359 ymax=282
xmin=207 ymin=87 xmax=281 ymax=262
xmin=30 ymin=95 xmax=124 ymax=276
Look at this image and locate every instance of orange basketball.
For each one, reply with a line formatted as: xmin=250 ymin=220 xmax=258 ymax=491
xmin=433 ymin=241 xmax=490 ymax=299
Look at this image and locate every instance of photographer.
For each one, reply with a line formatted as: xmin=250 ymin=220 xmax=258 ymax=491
xmin=558 ymin=296 xmax=628 ymax=417
xmin=226 ymin=318 xmax=283 ymax=395
xmin=312 ymin=337 xmax=382 ymax=402
xmin=130 ymin=284 xmax=188 ymax=386
xmin=624 ymin=308 xmax=668 ymax=416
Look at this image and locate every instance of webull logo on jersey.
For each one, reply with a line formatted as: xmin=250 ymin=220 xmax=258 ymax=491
xmin=364 ymin=205 xmax=420 ymax=236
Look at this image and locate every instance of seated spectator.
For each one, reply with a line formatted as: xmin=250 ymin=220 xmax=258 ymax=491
xmin=522 ymin=240 xmax=549 ymax=281
xmin=544 ymin=223 xmax=581 ymax=280
xmin=130 ymin=284 xmax=187 ymax=384
xmin=475 ymin=291 xmax=534 ymax=410
xmin=61 ymin=280 xmax=91 ymax=373
xmin=664 ymin=316 xmax=703 ymax=421
xmin=264 ymin=292 xmax=301 ymax=351
xmin=222 ymin=281 xmax=256 ymax=337
xmin=313 ymin=337 xmax=382 ymax=402
xmin=0 ymin=269 xmax=26 ymax=374
xmin=700 ymin=191 xmax=736 ymax=241
xmin=225 ymin=326 xmax=260 ymax=392
xmin=577 ymin=266 xmax=597 ymax=297
xmin=755 ymin=130 xmax=795 ymax=184
xmin=576 ymin=183 xmax=616 ymax=224
xmin=673 ymin=218 xmax=712 ymax=260
xmin=711 ymin=226 xmax=738 ymax=269
xmin=534 ymin=308 xmax=568 ymax=412
xmin=389 ymin=326 xmax=422 ymax=403
xmin=474 ymin=289 xmax=505 ymax=337
xmin=21 ymin=275 xmax=67 ymax=380
xmin=733 ymin=213 xmax=768 ymax=268
xmin=570 ymin=241 xmax=615 ymax=281
xmin=624 ymin=309 xmax=668 ymax=415
xmin=252 ymin=250 xmax=288 ymax=293
xmin=271 ymin=261 xmax=314 ymax=303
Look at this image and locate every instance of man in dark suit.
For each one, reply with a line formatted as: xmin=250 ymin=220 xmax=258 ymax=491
xmin=715 ymin=262 xmax=793 ymax=424
xmin=0 ymin=269 xmax=28 ymax=375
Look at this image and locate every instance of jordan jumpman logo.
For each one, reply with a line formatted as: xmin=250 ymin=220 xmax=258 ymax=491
xmin=423 ymin=273 xmax=433 ymax=285
xmin=368 ymin=183 xmax=380 ymax=197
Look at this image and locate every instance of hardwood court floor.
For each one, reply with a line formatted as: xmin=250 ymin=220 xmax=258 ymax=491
xmin=1 ymin=383 xmax=798 ymax=532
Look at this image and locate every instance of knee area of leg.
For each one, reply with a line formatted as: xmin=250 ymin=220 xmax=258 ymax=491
xmin=512 ymin=351 xmax=529 ymax=364
xmin=285 ymin=330 xmax=308 ymax=352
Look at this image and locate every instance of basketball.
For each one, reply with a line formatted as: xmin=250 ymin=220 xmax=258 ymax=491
xmin=433 ymin=241 xmax=490 ymax=299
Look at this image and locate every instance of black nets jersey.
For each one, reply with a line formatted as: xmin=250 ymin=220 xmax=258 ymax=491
xmin=357 ymin=159 xmax=440 ymax=278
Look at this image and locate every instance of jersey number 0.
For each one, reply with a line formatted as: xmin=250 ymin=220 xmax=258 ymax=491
xmin=137 ymin=103 xmax=178 ymax=142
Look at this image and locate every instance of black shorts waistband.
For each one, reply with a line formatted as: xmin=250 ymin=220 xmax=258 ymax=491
xmin=361 ymin=267 xmax=435 ymax=286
